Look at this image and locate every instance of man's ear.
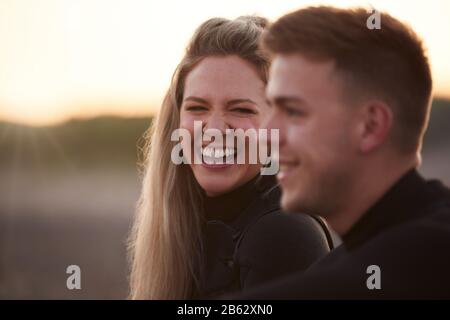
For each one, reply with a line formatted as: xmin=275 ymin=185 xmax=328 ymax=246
xmin=357 ymin=100 xmax=393 ymax=153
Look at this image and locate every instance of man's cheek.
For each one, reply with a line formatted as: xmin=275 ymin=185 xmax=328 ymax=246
xmin=287 ymin=129 xmax=305 ymax=150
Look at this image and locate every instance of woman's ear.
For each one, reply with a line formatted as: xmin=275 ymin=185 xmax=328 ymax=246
xmin=357 ymin=100 xmax=393 ymax=154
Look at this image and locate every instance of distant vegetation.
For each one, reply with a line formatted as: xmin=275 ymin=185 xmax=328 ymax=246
xmin=0 ymin=116 xmax=152 ymax=171
xmin=422 ymin=98 xmax=450 ymax=152
xmin=0 ymin=98 xmax=449 ymax=171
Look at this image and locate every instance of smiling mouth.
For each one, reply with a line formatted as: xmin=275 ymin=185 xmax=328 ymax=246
xmin=277 ymin=162 xmax=299 ymax=181
xmin=199 ymin=146 xmax=236 ymax=166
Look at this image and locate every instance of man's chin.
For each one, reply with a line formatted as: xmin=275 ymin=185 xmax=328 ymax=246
xmin=281 ymin=192 xmax=303 ymax=213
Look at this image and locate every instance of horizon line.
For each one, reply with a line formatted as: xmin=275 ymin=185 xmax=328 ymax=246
xmin=1 ymin=95 xmax=450 ymax=128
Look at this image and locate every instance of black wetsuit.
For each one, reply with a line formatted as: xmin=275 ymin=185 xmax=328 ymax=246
xmin=194 ymin=175 xmax=333 ymax=298
xmin=236 ymin=169 xmax=450 ymax=299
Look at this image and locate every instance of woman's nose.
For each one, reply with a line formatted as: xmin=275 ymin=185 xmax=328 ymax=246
xmin=203 ymin=112 xmax=229 ymax=133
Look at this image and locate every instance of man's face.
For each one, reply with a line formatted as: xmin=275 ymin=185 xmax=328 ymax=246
xmin=265 ymin=54 xmax=360 ymax=216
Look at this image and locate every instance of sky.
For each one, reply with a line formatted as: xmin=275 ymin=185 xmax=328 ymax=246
xmin=1 ymin=0 xmax=450 ymax=126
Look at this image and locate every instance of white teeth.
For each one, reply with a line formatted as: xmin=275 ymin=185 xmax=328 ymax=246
xmin=201 ymin=147 xmax=236 ymax=163
xmin=202 ymin=148 xmax=211 ymax=157
xmin=225 ymin=148 xmax=235 ymax=157
xmin=215 ymin=149 xmax=223 ymax=158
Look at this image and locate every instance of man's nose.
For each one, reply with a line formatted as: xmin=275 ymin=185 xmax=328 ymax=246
xmin=263 ymin=109 xmax=285 ymax=145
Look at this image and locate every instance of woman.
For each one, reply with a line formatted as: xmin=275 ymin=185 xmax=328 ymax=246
xmin=128 ymin=16 xmax=334 ymax=299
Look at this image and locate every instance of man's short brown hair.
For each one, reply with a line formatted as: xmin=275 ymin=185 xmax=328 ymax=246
xmin=263 ymin=6 xmax=433 ymax=154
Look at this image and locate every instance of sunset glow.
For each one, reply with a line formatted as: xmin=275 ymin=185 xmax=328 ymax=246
xmin=1 ymin=0 xmax=450 ymax=126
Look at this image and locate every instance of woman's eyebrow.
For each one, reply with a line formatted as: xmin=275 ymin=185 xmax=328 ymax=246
xmin=183 ymin=96 xmax=209 ymax=104
xmin=226 ymin=98 xmax=257 ymax=107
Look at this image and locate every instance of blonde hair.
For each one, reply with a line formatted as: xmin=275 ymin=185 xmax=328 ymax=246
xmin=128 ymin=16 xmax=270 ymax=299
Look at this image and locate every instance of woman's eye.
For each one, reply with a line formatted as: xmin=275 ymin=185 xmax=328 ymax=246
xmin=231 ymin=107 xmax=256 ymax=114
xmin=186 ymin=105 xmax=207 ymax=112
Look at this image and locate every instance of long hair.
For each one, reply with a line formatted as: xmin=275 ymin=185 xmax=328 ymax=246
xmin=128 ymin=15 xmax=270 ymax=300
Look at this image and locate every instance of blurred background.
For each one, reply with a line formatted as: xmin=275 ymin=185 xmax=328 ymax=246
xmin=0 ymin=0 xmax=449 ymax=299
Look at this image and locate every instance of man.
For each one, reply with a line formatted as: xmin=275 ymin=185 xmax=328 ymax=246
xmin=240 ymin=6 xmax=450 ymax=298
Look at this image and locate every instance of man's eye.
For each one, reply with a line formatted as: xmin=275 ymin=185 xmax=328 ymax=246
xmin=231 ymin=108 xmax=256 ymax=114
xmin=284 ymin=106 xmax=304 ymax=117
xmin=186 ymin=106 xmax=207 ymax=112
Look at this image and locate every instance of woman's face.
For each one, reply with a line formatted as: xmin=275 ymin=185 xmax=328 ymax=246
xmin=180 ymin=55 xmax=269 ymax=197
